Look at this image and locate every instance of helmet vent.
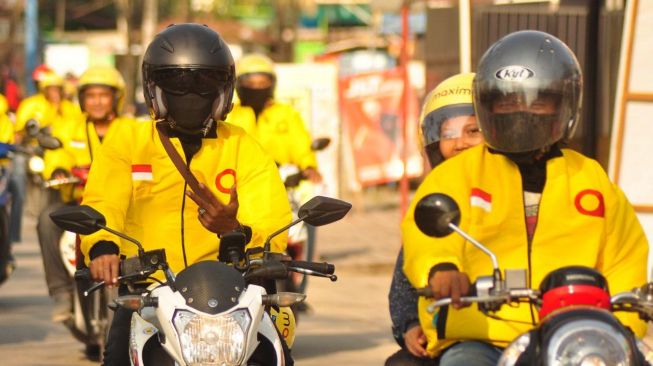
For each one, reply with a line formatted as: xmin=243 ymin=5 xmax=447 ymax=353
xmin=160 ymin=38 xmax=174 ymax=53
xmin=209 ymin=39 xmax=223 ymax=54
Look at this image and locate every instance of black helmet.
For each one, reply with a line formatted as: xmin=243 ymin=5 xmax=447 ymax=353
xmin=142 ymin=23 xmax=235 ymax=135
xmin=473 ymin=30 xmax=582 ymax=153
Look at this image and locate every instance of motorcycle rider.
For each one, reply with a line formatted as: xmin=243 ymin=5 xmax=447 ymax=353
xmin=0 ymin=93 xmax=15 ymax=284
xmin=226 ymin=53 xmax=321 ymax=183
xmin=13 ymin=68 xmax=81 ymax=242
xmin=80 ymin=24 xmax=292 ymax=365
xmin=37 ymin=65 xmax=130 ymax=327
xmin=402 ymin=30 xmax=648 ymax=365
xmin=386 ymin=73 xmax=482 ymax=366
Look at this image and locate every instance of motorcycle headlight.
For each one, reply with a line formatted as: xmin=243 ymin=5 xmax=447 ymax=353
xmin=546 ymin=319 xmax=632 ymax=366
xmin=173 ymin=309 xmax=251 ymax=366
xmin=29 ymin=156 xmax=44 ymax=173
xmin=498 ymin=333 xmax=531 ymax=366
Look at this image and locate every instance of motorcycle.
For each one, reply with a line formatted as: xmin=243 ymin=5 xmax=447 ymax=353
xmin=0 ymin=142 xmax=15 ymax=285
xmin=44 ymin=165 xmax=113 ymax=360
xmin=50 ymin=195 xmax=351 ymax=365
xmin=277 ymin=137 xmax=331 ymax=296
xmin=413 ymin=193 xmax=653 ymax=366
xmin=0 ymin=134 xmax=60 ymax=286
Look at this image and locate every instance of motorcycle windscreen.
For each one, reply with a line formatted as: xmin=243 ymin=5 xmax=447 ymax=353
xmin=174 ymin=261 xmax=246 ymax=314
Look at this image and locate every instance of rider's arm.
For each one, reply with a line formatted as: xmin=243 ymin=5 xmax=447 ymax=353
xmin=600 ymin=183 xmax=648 ymax=337
xmin=389 ymin=248 xmax=420 ymax=345
xmin=234 ymin=131 xmax=292 ymax=253
xmin=286 ymin=108 xmax=317 ymax=171
xmin=401 ymin=167 xmax=467 ymax=289
xmin=79 ymin=121 xmax=134 ymax=264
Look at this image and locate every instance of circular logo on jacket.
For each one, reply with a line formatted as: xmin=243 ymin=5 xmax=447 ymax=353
xmin=215 ymin=169 xmax=236 ymax=194
xmin=575 ymin=190 xmax=605 ymax=218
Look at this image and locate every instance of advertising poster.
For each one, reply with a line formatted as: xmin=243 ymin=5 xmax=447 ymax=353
xmin=339 ymin=68 xmax=423 ymax=186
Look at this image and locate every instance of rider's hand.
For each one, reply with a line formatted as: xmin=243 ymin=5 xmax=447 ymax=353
xmin=186 ymin=183 xmax=240 ymax=236
xmin=404 ymin=325 xmax=428 ymax=358
xmin=302 ymin=167 xmax=322 ymax=183
xmin=89 ymin=254 xmax=120 ymax=287
xmin=51 ymin=168 xmax=69 ymax=180
xmin=429 ymin=270 xmax=471 ymax=309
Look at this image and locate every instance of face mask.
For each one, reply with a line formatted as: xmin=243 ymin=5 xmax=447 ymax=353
xmin=164 ymin=91 xmax=216 ymax=134
xmin=486 ymin=112 xmax=560 ymax=153
xmin=236 ymin=86 xmax=272 ymax=116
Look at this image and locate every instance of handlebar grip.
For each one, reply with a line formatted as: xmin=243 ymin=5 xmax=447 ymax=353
xmin=287 ymin=260 xmax=335 ymax=275
xmin=74 ymin=268 xmax=91 ymax=281
xmin=416 ymin=287 xmax=433 ymax=297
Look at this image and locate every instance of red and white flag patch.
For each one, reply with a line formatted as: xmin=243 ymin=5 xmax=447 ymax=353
xmin=132 ymin=164 xmax=153 ymax=181
xmin=470 ymin=188 xmax=492 ymax=212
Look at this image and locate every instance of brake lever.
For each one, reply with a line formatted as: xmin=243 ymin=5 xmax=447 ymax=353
xmin=287 ymin=266 xmax=337 ymax=282
xmin=83 ymin=269 xmax=157 ymax=297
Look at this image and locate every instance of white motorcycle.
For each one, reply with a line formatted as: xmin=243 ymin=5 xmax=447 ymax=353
xmin=50 ymin=195 xmax=351 ymax=365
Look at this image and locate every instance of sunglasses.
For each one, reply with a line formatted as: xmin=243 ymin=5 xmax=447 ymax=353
xmin=151 ymin=68 xmax=231 ymax=96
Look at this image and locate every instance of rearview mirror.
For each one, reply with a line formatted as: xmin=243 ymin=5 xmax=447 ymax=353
xmin=49 ymin=205 xmax=106 ymax=235
xmin=298 ymin=196 xmax=351 ymax=226
xmin=37 ymin=134 xmax=62 ymax=150
xmin=310 ymin=137 xmax=331 ymax=151
xmin=414 ymin=193 xmax=460 ymax=238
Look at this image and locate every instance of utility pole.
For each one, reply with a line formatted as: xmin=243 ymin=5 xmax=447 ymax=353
xmin=24 ymin=0 xmax=38 ymax=96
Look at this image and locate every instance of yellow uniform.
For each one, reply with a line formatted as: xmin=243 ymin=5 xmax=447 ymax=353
xmin=0 ymin=95 xmax=14 ymax=144
xmin=402 ymin=144 xmax=648 ymax=356
xmin=227 ymin=102 xmax=317 ymax=169
xmin=80 ymin=120 xmax=292 ymax=276
xmin=15 ymin=93 xmax=80 ymax=134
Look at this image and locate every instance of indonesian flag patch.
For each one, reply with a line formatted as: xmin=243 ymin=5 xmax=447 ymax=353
xmin=470 ymin=187 xmax=492 ymax=212
xmin=132 ymin=164 xmax=153 ymax=181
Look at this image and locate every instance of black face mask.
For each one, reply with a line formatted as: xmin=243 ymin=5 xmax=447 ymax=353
xmin=236 ymin=86 xmax=272 ymax=117
xmin=164 ymin=91 xmax=216 ymax=134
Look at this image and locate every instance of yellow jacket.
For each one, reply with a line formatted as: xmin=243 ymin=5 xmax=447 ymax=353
xmin=226 ymin=102 xmax=317 ymax=169
xmin=402 ymin=144 xmax=648 ymax=357
xmin=15 ymin=93 xmax=80 ymax=134
xmin=80 ymin=120 xmax=292 ymax=277
xmin=0 ymin=95 xmax=14 ymax=144
xmin=43 ymin=115 xmax=133 ymax=179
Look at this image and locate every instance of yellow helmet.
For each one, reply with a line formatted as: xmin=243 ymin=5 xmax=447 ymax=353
xmin=236 ymin=53 xmax=275 ymax=79
xmin=418 ymin=72 xmax=476 ymax=166
xmin=269 ymin=306 xmax=297 ymax=349
xmin=38 ymin=70 xmax=64 ymax=90
xmin=78 ymin=65 xmax=126 ymax=113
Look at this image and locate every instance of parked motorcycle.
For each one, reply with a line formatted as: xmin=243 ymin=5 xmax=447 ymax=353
xmin=413 ymin=193 xmax=653 ymax=366
xmin=277 ymin=137 xmax=331 ymax=296
xmin=44 ymin=165 xmax=113 ymax=360
xmin=50 ymin=195 xmax=351 ymax=365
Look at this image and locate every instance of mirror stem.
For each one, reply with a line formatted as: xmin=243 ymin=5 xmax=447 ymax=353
xmin=98 ymin=224 xmax=145 ymax=256
xmin=448 ymin=223 xmax=501 ymax=277
xmin=263 ymin=215 xmax=307 ymax=254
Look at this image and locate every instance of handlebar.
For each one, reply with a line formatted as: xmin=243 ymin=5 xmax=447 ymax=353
xmin=286 ymin=260 xmax=335 ymax=275
xmin=44 ymin=176 xmax=81 ymax=188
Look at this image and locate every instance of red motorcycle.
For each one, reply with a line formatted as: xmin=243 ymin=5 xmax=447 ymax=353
xmin=414 ymin=193 xmax=653 ymax=366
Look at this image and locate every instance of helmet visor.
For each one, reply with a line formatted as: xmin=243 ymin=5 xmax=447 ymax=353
xmin=151 ymin=68 xmax=231 ymax=96
xmin=421 ymin=104 xmax=475 ymax=147
xmin=475 ymin=88 xmax=572 ymax=153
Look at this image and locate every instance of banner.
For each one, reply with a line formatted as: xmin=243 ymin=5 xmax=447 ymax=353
xmin=339 ymin=68 xmax=423 ymax=186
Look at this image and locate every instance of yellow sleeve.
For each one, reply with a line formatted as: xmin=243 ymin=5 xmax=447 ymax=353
xmin=235 ymin=133 xmax=292 ymax=253
xmin=80 ymin=121 xmax=134 ymax=262
xmin=600 ymin=184 xmax=648 ymax=337
xmin=0 ymin=95 xmax=14 ymax=143
xmin=15 ymin=97 xmax=38 ymax=133
xmin=401 ymin=167 xmax=467 ymax=289
xmin=287 ymin=108 xmax=317 ymax=170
